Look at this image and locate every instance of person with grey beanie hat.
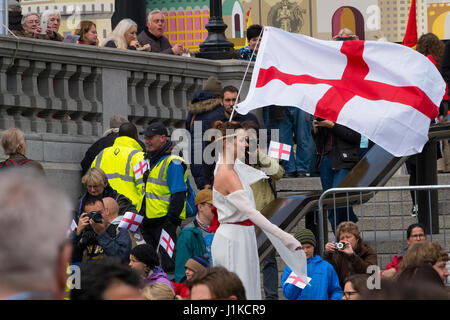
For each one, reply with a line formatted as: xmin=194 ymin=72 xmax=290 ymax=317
xmin=281 ymin=229 xmax=343 ymax=300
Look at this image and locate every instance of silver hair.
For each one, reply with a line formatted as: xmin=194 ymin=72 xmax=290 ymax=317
xmin=0 ymin=169 xmax=72 ymax=292
xmin=109 ymin=115 xmax=128 ymax=129
xmin=102 ymin=18 xmax=137 ymax=49
xmin=147 ymin=9 xmax=164 ymax=23
xmin=41 ymin=9 xmax=61 ymax=22
xmin=21 ymin=12 xmax=40 ymax=26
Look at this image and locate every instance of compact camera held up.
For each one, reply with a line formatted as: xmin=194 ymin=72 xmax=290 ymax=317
xmin=334 ymin=242 xmax=345 ymax=250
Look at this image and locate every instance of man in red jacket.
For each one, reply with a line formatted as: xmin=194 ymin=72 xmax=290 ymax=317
xmin=382 ymin=223 xmax=427 ymax=279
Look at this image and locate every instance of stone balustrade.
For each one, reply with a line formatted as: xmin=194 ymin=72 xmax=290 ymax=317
xmin=0 ymin=35 xmax=255 ymax=203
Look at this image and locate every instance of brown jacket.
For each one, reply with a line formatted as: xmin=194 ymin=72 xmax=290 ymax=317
xmin=12 ymin=30 xmax=62 ymax=41
xmin=323 ymin=241 xmax=378 ymax=288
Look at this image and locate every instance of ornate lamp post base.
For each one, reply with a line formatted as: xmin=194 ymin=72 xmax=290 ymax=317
xmin=196 ymin=0 xmax=235 ymax=60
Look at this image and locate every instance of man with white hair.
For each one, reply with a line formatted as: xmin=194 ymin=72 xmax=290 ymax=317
xmin=13 ymin=12 xmax=50 ymax=39
xmin=41 ymin=9 xmax=63 ymax=41
xmin=0 ymin=169 xmax=73 ymax=300
xmin=137 ymin=10 xmax=188 ymax=55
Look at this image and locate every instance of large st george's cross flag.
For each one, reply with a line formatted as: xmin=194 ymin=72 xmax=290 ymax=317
xmin=235 ymin=27 xmax=446 ymax=157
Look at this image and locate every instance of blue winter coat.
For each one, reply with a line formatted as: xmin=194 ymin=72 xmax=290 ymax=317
xmin=281 ymin=255 xmax=342 ymax=300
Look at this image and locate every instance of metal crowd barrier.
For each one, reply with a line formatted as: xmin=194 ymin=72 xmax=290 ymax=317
xmin=317 ymin=185 xmax=450 ymax=260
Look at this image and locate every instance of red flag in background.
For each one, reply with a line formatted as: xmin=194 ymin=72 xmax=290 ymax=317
xmin=402 ymin=0 xmax=417 ymax=47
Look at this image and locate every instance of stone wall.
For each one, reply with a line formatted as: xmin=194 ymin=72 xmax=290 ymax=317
xmin=0 ymin=35 xmax=255 ymax=205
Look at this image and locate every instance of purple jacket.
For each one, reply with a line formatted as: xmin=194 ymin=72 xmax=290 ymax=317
xmin=145 ymin=266 xmax=174 ymax=291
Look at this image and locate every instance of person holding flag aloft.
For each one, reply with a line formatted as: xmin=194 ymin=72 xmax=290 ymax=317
xmin=139 ymin=122 xmax=189 ymax=274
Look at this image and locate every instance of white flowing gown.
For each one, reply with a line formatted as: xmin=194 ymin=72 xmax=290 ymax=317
xmin=211 ymin=158 xmax=308 ymax=300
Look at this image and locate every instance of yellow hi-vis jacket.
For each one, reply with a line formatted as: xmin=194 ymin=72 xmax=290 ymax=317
xmin=91 ymin=136 xmax=145 ymax=211
xmin=144 ymin=155 xmax=187 ymax=220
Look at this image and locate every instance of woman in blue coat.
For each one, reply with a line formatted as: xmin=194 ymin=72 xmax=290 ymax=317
xmin=281 ymin=229 xmax=342 ymax=300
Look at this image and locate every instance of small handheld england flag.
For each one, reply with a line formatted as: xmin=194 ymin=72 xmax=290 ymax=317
xmin=285 ymin=271 xmax=312 ymax=289
xmin=159 ymin=229 xmax=175 ymax=258
xmin=67 ymin=219 xmax=77 ymax=236
xmin=118 ymin=212 xmax=144 ymax=232
xmin=268 ymin=141 xmax=291 ymax=161
xmin=133 ymin=159 xmax=149 ymax=180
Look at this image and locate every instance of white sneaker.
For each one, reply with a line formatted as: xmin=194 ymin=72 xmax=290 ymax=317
xmin=411 ymin=204 xmax=418 ymax=217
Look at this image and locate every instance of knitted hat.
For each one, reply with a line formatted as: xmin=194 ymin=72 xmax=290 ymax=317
xmin=294 ymin=229 xmax=316 ymax=248
xmin=131 ymin=244 xmax=159 ymax=269
xmin=185 ymin=255 xmax=210 ymax=273
xmin=203 ymin=76 xmax=222 ymax=97
xmin=195 ymin=189 xmax=213 ymax=206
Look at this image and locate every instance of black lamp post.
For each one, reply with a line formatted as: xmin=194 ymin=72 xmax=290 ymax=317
xmin=196 ymin=0 xmax=235 ymax=60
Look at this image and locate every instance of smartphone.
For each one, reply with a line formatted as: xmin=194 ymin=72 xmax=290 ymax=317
xmin=136 ymin=47 xmax=146 ymax=51
xmin=40 ymin=20 xmax=48 ymax=35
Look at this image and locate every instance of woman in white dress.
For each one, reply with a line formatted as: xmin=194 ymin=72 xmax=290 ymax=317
xmin=211 ymin=121 xmax=302 ymax=300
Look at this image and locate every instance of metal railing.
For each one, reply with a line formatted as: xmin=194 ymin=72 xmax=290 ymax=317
xmin=317 ymin=185 xmax=450 ymax=259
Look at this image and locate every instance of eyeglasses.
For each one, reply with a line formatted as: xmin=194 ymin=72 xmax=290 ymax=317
xmin=87 ymin=184 xmax=102 ymax=189
xmin=343 ymin=291 xmax=358 ymax=298
xmin=410 ymin=234 xmax=426 ymax=239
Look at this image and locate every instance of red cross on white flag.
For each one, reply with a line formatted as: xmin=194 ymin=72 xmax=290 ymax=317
xmin=118 ymin=212 xmax=143 ymax=232
xmin=286 ymin=271 xmax=312 ymax=289
xmin=159 ymin=229 xmax=175 ymax=258
xmin=236 ymin=27 xmax=446 ymax=157
xmin=268 ymin=141 xmax=291 ymax=161
xmin=133 ymin=160 xmax=149 ymax=179
xmin=67 ymin=219 xmax=77 ymax=236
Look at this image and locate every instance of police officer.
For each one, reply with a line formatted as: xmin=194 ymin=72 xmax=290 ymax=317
xmin=140 ymin=122 xmax=188 ymax=273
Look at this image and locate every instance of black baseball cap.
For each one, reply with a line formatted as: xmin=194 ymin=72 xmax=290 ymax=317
xmin=140 ymin=122 xmax=168 ymax=137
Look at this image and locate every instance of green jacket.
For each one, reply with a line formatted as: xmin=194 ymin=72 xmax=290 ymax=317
xmin=174 ymin=227 xmax=207 ymax=283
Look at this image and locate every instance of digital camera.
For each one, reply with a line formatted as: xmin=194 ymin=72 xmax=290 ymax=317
xmin=334 ymin=242 xmax=345 ymax=250
xmin=87 ymin=210 xmax=102 ymax=223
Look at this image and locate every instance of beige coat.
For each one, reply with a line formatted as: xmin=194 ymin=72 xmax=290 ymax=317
xmin=250 ymin=150 xmax=284 ymax=213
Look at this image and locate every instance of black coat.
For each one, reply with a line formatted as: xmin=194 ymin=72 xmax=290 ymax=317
xmin=442 ymin=40 xmax=450 ymax=85
xmin=313 ymin=123 xmax=361 ymax=171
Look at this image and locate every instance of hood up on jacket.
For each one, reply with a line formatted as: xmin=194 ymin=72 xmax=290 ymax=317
xmin=188 ymin=90 xmax=222 ymax=115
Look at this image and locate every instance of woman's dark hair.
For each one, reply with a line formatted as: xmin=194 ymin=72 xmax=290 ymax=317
xmin=360 ymin=279 xmax=449 ymax=300
xmin=416 ymin=33 xmax=445 ymax=71
xmin=211 ymin=120 xmax=244 ymax=137
xmin=396 ymin=262 xmax=445 ymax=288
xmin=343 ymin=274 xmax=370 ymax=295
xmin=241 ymin=120 xmax=260 ymax=138
xmin=406 ymin=223 xmax=426 ymax=239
